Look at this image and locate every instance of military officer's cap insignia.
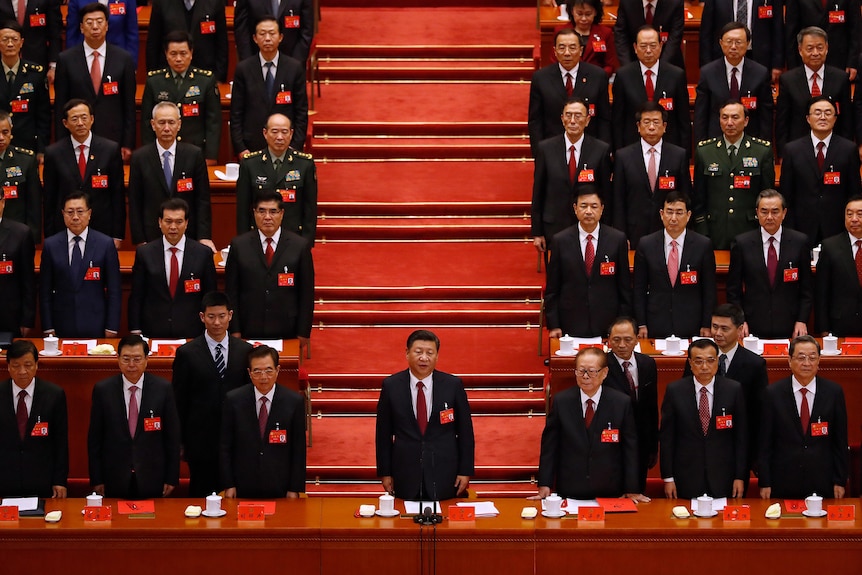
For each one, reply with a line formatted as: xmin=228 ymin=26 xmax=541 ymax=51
xmin=5 ymin=166 xmax=22 ymax=178
xmin=19 ymin=83 xmax=33 ymax=94
xmin=285 ymin=169 xmax=300 ymax=181
xmin=708 ymin=163 xmax=720 ymax=173
xmin=742 ymin=157 xmax=758 ymax=168
xmin=185 ymin=85 xmax=201 ymax=98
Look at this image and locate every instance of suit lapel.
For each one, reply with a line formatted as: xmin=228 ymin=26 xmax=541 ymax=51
xmin=397 ymin=371 xmax=422 ymax=434
xmin=780 ymin=381 xmax=805 ymax=438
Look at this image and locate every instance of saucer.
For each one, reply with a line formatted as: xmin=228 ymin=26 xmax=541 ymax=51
xmin=661 ymin=350 xmax=686 ymax=357
xmin=218 ymin=261 xmax=226 ymax=267
xmin=202 ymin=509 xmax=227 ymax=518
xmin=820 ymin=349 xmax=841 ymax=356
xmin=375 ymin=509 xmax=399 ymax=518
xmin=39 ymin=349 xmax=62 ymax=357
xmin=693 ymin=510 xmax=718 ymax=518
xmin=214 ymin=170 xmax=238 ymax=182
xmin=541 ymin=510 xmax=566 ymax=518
xmin=802 ymin=509 xmax=827 ymax=518
xmin=554 ymin=350 xmax=577 ymax=357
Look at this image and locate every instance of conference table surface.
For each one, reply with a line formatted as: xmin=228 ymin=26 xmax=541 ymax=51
xmin=0 ymin=497 xmax=859 ymax=574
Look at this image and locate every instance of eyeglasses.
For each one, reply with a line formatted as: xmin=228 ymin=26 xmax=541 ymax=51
xmin=250 ymin=367 xmax=277 ymax=377
xmin=119 ymin=356 xmax=145 ymax=365
xmin=575 ymin=368 xmax=604 ymax=378
xmin=63 ymin=208 xmax=89 ymax=217
xmin=691 ymin=358 xmax=717 ymax=366
xmin=809 ymin=110 xmax=835 ymax=118
xmin=791 ymin=354 xmax=819 ymax=363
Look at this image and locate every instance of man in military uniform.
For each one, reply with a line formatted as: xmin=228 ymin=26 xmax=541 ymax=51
xmin=0 ymin=22 xmax=49 ymax=160
xmin=0 ymin=111 xmax=40 ymax=242
xmin=693 ymin=100 xmax=774 ymax=249
xmin=141 ymin=31 xmax=221 ymax=165
xmin=236 ymin=113 xmax=316 ymax=245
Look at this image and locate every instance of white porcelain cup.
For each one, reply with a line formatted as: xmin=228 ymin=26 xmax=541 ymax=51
xmin=805 ymin=494 xmax=823 ymax=514
xmin=220 ymin=246 xmax=230 ymax=264
xmin=696 ymin=494 xmax=713 ymax=515
xmin=559 ymin=334 xmax=575 ymax=354
xmin=378 ymin=494 xmax=394 ymax=514
xmin=545 ymin=493 xmax=562 ymax=515
xmin=665 ymin=335 xmax=681 ymax=354
xmin=43 ymin=336 xmax=59 ymax=353
xmin=812 ymin=246 xmax=822 ymax=265
xmin=86 ymin=492 xmax=103 ymax=507
xmin=225 ymin=163 xmax=240 ymax=180
xmin=206 ymin=493 xmax=222 ymax=514
xmin=743 ymin=335 xmax=759 ymax=352
xmin=823 ymin=334 xmax=838 ymax=353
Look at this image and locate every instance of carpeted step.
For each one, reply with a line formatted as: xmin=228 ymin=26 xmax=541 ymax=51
xmin=315 ymin=285 xmax=541 ymax=301
xmin=311 ymin=388 xmax=545 ymax=414
xmin=313 ymin=301 xmax=540 ymax=326
xmin=308 ymin=373 xmax=545 ymax=391
xmin=316 ymin=45 xmax=535 ymax=60
xmin=319 ymin=65 xmax=533 ymax=83
xmin=320 ymin=201 xmax=530 ymax=218
xmin=312 ymin=141 xmax=530 ymax=161
xmin=313 ymin=121 xmax=527 ymax=138
xmin=318 ymin=215 xmax=529 ymax=240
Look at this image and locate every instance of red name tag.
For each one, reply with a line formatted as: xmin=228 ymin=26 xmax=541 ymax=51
xmin=811 ymin=421 xmax=829 ymax=436
xmin=784 ymin=500 xmax=806 ymax=513
xmin=0 ymin=506 xmax=18 ymax=521
xmin=181 ymin=103 xmax=200 ymax=117
xmin=276 ymin=91 xmax=292 ymax=104
xmin=144 ymin=417 xmax=161 ymax=431
xmin=591 ymin=40 xmax=607 ymax=52
xmin=440 ymin=407 xmax=455 ymax=424
xmin=156 ymin=344 xmax=180 ymax=356
xmin=716 ymin=414 xmax=733 ymax=429
xmin=31 ymin=422 xmax=48 ymax=436
xmin=102 ymin=81 xmax=119 ymax=95
xmin=601 ymin=428 xmax=619 ymax=443
xmin=2 ymin=185 xmax=16 ymax=198
xmin=660 ymin=31 xmax=668 ymax=43
xmin=733 ymin=175 xmax=751 ymax=188
xmin=0 ymin=261 xmax=12 ymax=274
xmin=448 ymin=505 xmax=475 ymax=521
xmin=84 ymin=266 xmax=101 ymax=281
xmin=588 ymin=103 xmax=596 ymax=117
xmin=91 ymin=175 xmax=108 ymax=188
xmin=600 ymin=261 xmax=615 ymax=275
xmin=84 ymin=506 xmax=111 ymax=521
xmin=762 ymin=343 xmax=788 ymax=355
xmin=109 ymin=2 xmax=125 ymax=15
xmin=827 ymin=505 xmax=856 ymax=521
xmin=278 ymin=273 xmax=295 ymax=287
xmin=29 ymin=13 xmax=46 ymax=26
xmin=784 ymin=268 xmax=799 ymax=282
xmin=824 ymin=172 xmax=841 ymax=185
xmin=659 ymin=97 xmax=673 ymax=111
xmin=284 ymin=15 xmax=300 ymax=28
xmin=841 ymin=343 xmax=862 ymax=354
xmin=658 ymin=176 xmax=675 ymax=189
xmin=237 ymin=504 xmax=265 ymax=521
xmin=184 ymin=278 xmax=201 ymax=293
xmin=62 ymin=343 xmax=87 ymax=356
xmin=269 ymin=429 xmax=287 ymax=444
xmin=578 ymin=506 xmax=605 ymax=521
xmin=278 ymin=189 xmax=296 ymax=202
xmin=680 ymin=270 xmax=698 ymax=285
xmin=10 ymin=99 xmax=28 ymax=113
xmin=758 ymin=5 xmax=773 ymax=17
xmin=577 ymin=169 xmax=595 ymax=183
xmin=829 ymin=10 xmax=845 ymax=22
xmin=741 ymin=96 xmax=757 ymax=110
xmin=176 ymin=178 xmax=194 ymax=192
xmin=723 ymin=505 xmax=750 ymax=521
xmin=200 ymin=20 xmax=216 ymax=34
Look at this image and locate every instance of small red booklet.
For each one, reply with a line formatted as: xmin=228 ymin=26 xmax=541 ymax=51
xmin=596 ymin=498 xmax=638 ymax=512
xmin=243 ymin=501 xmax=277 ymax=515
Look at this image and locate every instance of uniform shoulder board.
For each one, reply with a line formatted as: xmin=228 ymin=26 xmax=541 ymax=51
xmin=697 ymin=138 xmax=718 ymax=147
xmin=25 ymin=63 xmax=44 ymax=72
xmin=12 ymin=146 xmax=34 ymax=156
xmin=753 ymin=137 xmax=771 ymax=147
xmin=294 ymin=150 xmax=313 ymax=160
xmin=191 ymin=68 xmax=213 ymax=76
xmin=148 ymin=68 xmax=168 ymax=77
xmin=246 ymin=150 xmax=264 ymax=158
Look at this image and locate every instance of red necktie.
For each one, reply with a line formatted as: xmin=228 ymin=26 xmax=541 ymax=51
xmin=622 ymin=360 xmax=637 ymax=400
xmin=584 ymin=233 xmax=595 ymax=276
xmin=90 ymin=50 xmax=101 ymax=94
xmin=645 ymin=1 xmax=654 ymax=24
xmin=668 ymin=240 xmax=679 ymax=286
xmin=645 ymin=70 xmax=655 ymax=101
xmin=78 ymin=144 xmax=87 ymax=179
xmin=584 ymin=398 xmax=595 ymax=428
xmin=16 ymin=0 xmax=24 ymax=25
xmin=259 ymin=397 xmax=269 ymax=439
xmin=265 ymin=237 xmax=274 ymax=266
xmin=128 ymin=385 xmax=139 ymax=438
xmin=416 ymin=381 xmax=428 ymax=435
xmin=568 ymin=144 xmax=577 ymax=184
xmin=811 ymin=72 xmax=821 ymax=97
xmin=168 ymin=246 xmax=179 ymax=298
xmin=767 ymin=236 xmax=778 ymax=287
xmin=565 ymin=72 xmax=573 ymax=98
xmin=16 ymin=389 xmax=27 ymax=439
xmin=799 ymin=388 xmax=810 ymax=434
xmin=816 ymin=141 xmax=825 ymax=173
xmin=730 ymin=67 xmax=740 ymax=99
xmin=699 ymin=387 xmax=710 ymax=435
xmin=855 ymin=240 xmax=862 ymax=286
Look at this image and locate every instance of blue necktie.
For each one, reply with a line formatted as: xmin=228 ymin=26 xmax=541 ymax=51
xmin=264 ymin=62 xmax=275 ymax=100
xmin=71 ymin=235 xmax=84 ymax=279
xmin=214 ymin=343 xmax=226 ymax=379
xmin=163 ymin=150 xmax=172 ymax=189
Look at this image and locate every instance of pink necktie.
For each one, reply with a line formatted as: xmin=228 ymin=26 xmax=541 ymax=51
xmin=767 ymin=236 xmax=778 ymax=287
xmin=16 ymin=389 xmax=27 ymax=439
xmin=565 ymin=72 xmax=573 ymax=97
xmin=799 ymin=388 xmax=810 ymax=434
xmin=128 ymin=385 xmax=139 ymax=438
xmin=168 ymin=247 xmax=179 ymax=297
xmin=416 ymin=381 xmax=428 ymax=435
xmin=584 ymin=398 xmax=595 ymax=428
xmin=259 ymin=397 xmax=269 ymax=438
xmin=622 ymin=360 xmax=637 ymax=399
xmin=647 ymin=147 xmax=657 ymax=191
xmin=730 ymin=67 xmax=740 ymax=99
xmin=584 ymin=234 xmax=595 ymax=276
xmin=699 ymin=387 xmax=710 ymax=435
xmin=855 ymin=241 xmax=862 ymax=286
xmin=17 ymin=0 xmax=25 ymax=25
xmin=91 ymin=50 xmax=101 ymax=94
xmin=668 ymin=240 xmax=679 ymax=286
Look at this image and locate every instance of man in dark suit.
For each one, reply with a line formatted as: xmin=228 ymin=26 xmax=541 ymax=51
xmin=0 ymin=22 xmax=50 ymax=159
xmin=235 ymin=113 xmax=317 ymax=244
xmin=54 ymin=2 xmax=136 ymax=160
xmin=612 ymin=26 xmax=690 ymax=157
xmin=694 ymin=23 xmax=774 ymax=143
xmin=528 ymin=28 xmax=611 ymax=156
xmin=230 ymin=16 xmax=308 ymax=155
xmin=545 ymin=187 xmax=632 ymax=338
xmin=814 ymin=195 xmax=862 ymax=336
xmin=376 ymin=330 xmax=475 ymax=501
xmin=604 ymin=317 xmax=658 ymax=493
xmin=633 ymin=192 xmax=717 ymax=339
xmin=531 ymin=97 xmax=612 ymax=258
xmin=759 ymin=336 xmax=849 ymax=499
xmin=234 ymin=0 xmax=313 ymax=65
xmin=614 ymin=0 xmax=685 ymax=69
xmin=173 ymin=291 xmax=253 ymax=497
xmin=128 ymin=102 xmax=213 ymax=249
xmin=39 ymin=192 xmax=121 ymax=338
xmin=660 ymin=338 xmax=749 ymax=499
xmin=0 ymin=187 xmax=34 ymax=337
xmin=221 ymin=345 xmax=305 ymax=498
xmin=785 ymin=0 xmax=859 ymax=74
xmin=88 ymin=335 xmax=181 ymax=499
xmin=776 ymin=27 xmax=852 ymax=155
xmin=145 ymin=0 xmax=228 ymax=82
xmin=43 ymin=99 xmax=125 ymax=245
xmin=0 ymin=112 xmax=41 ymax=242
xmin=727 ymin=189 xmax=813 ymax=339
xmin=225 ymin=190 xmax=314 ymax=343
xmin=780 ymin=96 xmax=860 ymax=249
xmin=699 ymin=0 xmax=784 ymax=80
xmin=0 ymin=341 xmax=68 ymax=498
xmin=128 ymin=198 xmax=218 ymax=339
xmin=0 ymin=0 xmax=62 ymax=74
xmin=612 ymin=101 xmax=691 ymax=249
xmin=537 ymin=347 xmax=648 ymax=501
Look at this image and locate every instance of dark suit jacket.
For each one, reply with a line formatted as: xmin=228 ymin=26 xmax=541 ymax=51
xmin=759 ymin=376 xmax=849 ymax=498
xmin=775 ymin=65 xmax=852 ymax=155
xmin=633 ymin=230 xmax=717 ymax=338
xmin=145 ymin=0 xmax=229 ymax=82
xmin=128 ymin=238 xmax=218 ymax=338
xmin=604 ymin=352 xmax=659 ymax=492
xmin=0 ymin=378 xmax=68 ymax=498
xmin=545 ymin=224 xmax=632 ymax=337
xmin=233 ymin=0 xmax=313 ymax=64
xmin=87 ymin=373 xmax=180 ymax=498
xmin=815 ymin=231 xmax=862 ymax=336
xmin=0 ymin=218 xmax=35 ymax=333
xmin=699 ymin=0 xmax=784 ymax=70
xmin=43 ymin=135 xmax=125 ymax=239
xmin=780 ymin=134 xmax=861 ymax=249
xmin=527 ymin=61 xmax=611 ymax=156
xmin=220 ymin=383 xmax=306 ymax=497
xmin=530 ymin=133 xmax=613 ymax=241
xmin=0 ymin=60 xmax=50 ymax=154
xmin=0 ymin=0 xmax=62 ymax=66
xmin=225 ymin=229 xmax=314 ymax=339
xmin=39 ymin=228 xmax=122 ymax=336
xmin=660 ymin=375 xmax=749 ymax=499
xmin=727 ymin=226 xmax=813 ymax=338
xmin=538 ymin=386 xmax=639 ymax=498
xmin=612 ymin=61 xmax=691 ymax=156
xmin=172 ymin=335 xmax=253 ymax=465
xmin=65 ymin=0 xmax=139 ymax=63
xmin=127 ymin=142 xmax=212 ymax=244
xmin=611 ymin=139 xmax=691 ymax=249
xmin=785 ymin=0 xmax=860 ymax=70
xmin=230 ymin=53 xmax=308 ymax=153
xmin=694 ymin=58 xmax=774 ymax=142
xmin=613 ymin=0 xmax=686 ymax=69
xmin=375 ymin=369 xmax=475 ymax=501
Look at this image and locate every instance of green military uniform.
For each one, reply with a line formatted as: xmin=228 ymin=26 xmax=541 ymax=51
xmin=0 ymin=146 xmax=40 ymax=242
xmin=141 ymin=67 xmax=221 ymax=161
xmin=693 ymin=134 xmax=775 ymax=250
xmin=0 ymin=60 xmax=49 ymax=155
xmin=236 ymin=148 xmax=317 ymax=245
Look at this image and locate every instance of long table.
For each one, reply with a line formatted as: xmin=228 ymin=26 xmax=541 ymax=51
xmin=0 ymin=497 xmax=859 ymax=574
